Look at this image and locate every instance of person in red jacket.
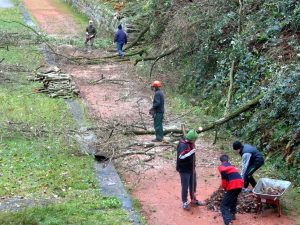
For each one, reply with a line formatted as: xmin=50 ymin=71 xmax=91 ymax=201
xmin=218 ymin=154 xmax=244 ymax=225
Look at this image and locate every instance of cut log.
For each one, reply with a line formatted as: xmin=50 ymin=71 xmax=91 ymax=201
xmin=31 ymin=68 xmax=79 ymax=98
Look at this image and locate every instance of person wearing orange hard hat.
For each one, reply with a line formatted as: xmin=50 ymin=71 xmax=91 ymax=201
xmin=149 ymin=80 xmax=164 ymax=142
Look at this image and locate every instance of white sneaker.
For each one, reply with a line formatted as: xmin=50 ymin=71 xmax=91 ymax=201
xmin=182 ymin=202 xmax=189 ymax=210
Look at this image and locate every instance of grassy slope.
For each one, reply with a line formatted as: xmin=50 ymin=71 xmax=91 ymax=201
xmin=0 ymin=2 xmax=130 ymax=224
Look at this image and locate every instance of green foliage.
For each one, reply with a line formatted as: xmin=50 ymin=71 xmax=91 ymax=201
xmin=0 ymin=192 xmax=130 ymax=225
xmin=100 ymin=197 xmax=122 ymax=209
xmin=291 ymin=3 xmax=300 ymax=30
xmin=261 ymin=153 xmax=300 ymax=186
xmin=133 ymin=0 xmax=300 ymax=187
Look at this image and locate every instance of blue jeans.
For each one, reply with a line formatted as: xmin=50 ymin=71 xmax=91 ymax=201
xmin=117 ymin=43 xmax=124 ymax=57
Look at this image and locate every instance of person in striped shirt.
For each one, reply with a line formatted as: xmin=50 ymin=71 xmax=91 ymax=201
xmin=218 ymin=154 xmax=244 ymax=225
xmin=176 ymin=129 xmax=205 ymax=210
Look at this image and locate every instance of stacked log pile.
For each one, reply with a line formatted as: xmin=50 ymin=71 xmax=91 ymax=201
xmin=206 ymin=189 xmax=258 ymax=213
xmin=30 ymin=66 xmax=79 ymax=98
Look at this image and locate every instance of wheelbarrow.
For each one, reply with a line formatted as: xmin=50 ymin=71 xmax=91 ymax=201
xmin=253 ymin=178 xmax=291 ymax=217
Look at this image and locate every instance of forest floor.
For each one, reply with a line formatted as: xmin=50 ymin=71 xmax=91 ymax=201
xmin=22 ymin=0 xmax=298 ymax=224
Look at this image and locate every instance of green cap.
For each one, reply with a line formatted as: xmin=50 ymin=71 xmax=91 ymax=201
xmin=185 ymin=129 xmax=198 ymax=141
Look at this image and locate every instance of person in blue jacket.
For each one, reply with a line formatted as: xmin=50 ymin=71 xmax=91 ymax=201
xmin=233 ymin=141 xmax=264 ymax=193
xmin=114 ymin=24 xmax=127 ymax=58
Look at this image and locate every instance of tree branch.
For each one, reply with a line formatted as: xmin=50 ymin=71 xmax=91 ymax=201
xmin=224 ymin=60 xmax=236 ymax=116
xmin=134 ymin=46 xmax=179 ymax=65
xmin=199 ymin=93 xmax=264 ymax=133
xmin=124 ymin=23 xmax=151 ymax=51
xmin=125 ymin=94 xmax=264 ymax=135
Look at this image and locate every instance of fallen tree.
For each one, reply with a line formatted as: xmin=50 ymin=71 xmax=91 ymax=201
xmin=124 ymin=23 xmax=151 ymax=51
xmin=125 ymin=93 xmax=264 ymax=135
xmin=199 ymin=93 xmax=264 ymax=133
xmin=124 ymin=128 xmax=183 ymax=135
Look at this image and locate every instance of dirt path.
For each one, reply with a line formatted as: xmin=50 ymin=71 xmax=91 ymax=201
xmin=23 ymin=1 xmax=297 ymax=225
xmin=23 ymin=0 xmax=81 ymax=37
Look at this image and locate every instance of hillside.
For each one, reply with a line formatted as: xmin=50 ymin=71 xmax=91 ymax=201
xmin=96 ymin=0 xmax=300 ymax=185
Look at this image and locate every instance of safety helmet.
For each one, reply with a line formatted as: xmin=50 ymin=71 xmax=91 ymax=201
xmin=151 ymin=80 xmax=161 ymax=88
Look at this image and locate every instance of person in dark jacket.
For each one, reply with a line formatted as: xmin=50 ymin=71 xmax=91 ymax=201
xmin=233 ymin=141 xmax=264 ymax=192
xmin=176 ymin=129 xmax=205 ymax=210
xmin=114 ymin=24 xmax=127 ymax=58
xmin=85 ymin=20 xmax=97 ymax=46
xmin=218 ymin=154 xmax=243 ymax=225
xmin=149 ymin=80 xmax=164 ymax=142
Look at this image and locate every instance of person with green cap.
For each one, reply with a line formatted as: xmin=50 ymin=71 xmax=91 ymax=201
xmin=176 ymin=129 xmax=206 ymax=210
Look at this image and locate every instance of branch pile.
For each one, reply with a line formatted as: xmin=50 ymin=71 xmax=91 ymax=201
xmin=30 ymin=66 xmax=79 ymax=98
xmin=206 ymin=189 xmax=258 ymax=213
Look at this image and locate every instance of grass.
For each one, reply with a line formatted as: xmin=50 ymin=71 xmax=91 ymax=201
xmin=52 ymin=0 xmax=89 ymax=28
xmin=0 ymin=2 xmax=131 ymax=224
xmin=0 ymin=192 xmax=131 ymax=225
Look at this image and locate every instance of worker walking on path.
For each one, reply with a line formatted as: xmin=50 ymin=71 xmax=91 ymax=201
xmin=85 ymin=20 xmax=96 ymax=47
xmin=233 ymin=141 xmax=264 ymax=192
xmin=176 ymin=129 xmax=205 ymax=210
xmin=149 ymin=81 xmax=164 ymax=142
xmin=114 ymin=24 xmax=127 ymax=58
xmin=218 ymin=154 xmax=243 ymax=225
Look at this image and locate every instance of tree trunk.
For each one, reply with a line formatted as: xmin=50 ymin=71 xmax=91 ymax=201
xmin=224 ymin=60 xmax=236 ymax=116
xmin=124 ymin=23 xmax=151 ymax=51
xmin=134 ymin=46 xmax=179 ymax=65
xmin=199 ymin=93 xmax=263 ymax=133
xmin=223 ymin=0 xmax=243 ymax=117
xmin=125 ymin=94 xmax=263 ymax=135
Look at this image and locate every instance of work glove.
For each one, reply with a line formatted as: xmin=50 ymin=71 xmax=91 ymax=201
xmin=149 ymin=108 xmax=155 ymax=117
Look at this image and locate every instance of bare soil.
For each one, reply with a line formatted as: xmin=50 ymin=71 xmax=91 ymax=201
xmin=23 ymin=0 xmax=298 ymax=224
xmin=23 ymin=0 xmax=81 ymax=37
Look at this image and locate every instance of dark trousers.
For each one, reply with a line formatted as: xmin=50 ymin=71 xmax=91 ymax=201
xmin=244 ymin=160 xmax=264 ymax=188
xmin=154 ymin=112 xmax=164 ymax=140
xmin=221 ymin=188 xmax=241 ymax=225
xmin=179 ymin=172 xmax=197 ymax=203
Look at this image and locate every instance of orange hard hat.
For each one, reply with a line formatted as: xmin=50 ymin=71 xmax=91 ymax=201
xmin=151 ymin=80 xmax=161 ymax=88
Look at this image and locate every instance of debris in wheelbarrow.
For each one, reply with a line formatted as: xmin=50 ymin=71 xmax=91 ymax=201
xmin=260 ymin=186 xmax=285 ymax=195
xmin=253 ymin=178 xmax=291 ymax=217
